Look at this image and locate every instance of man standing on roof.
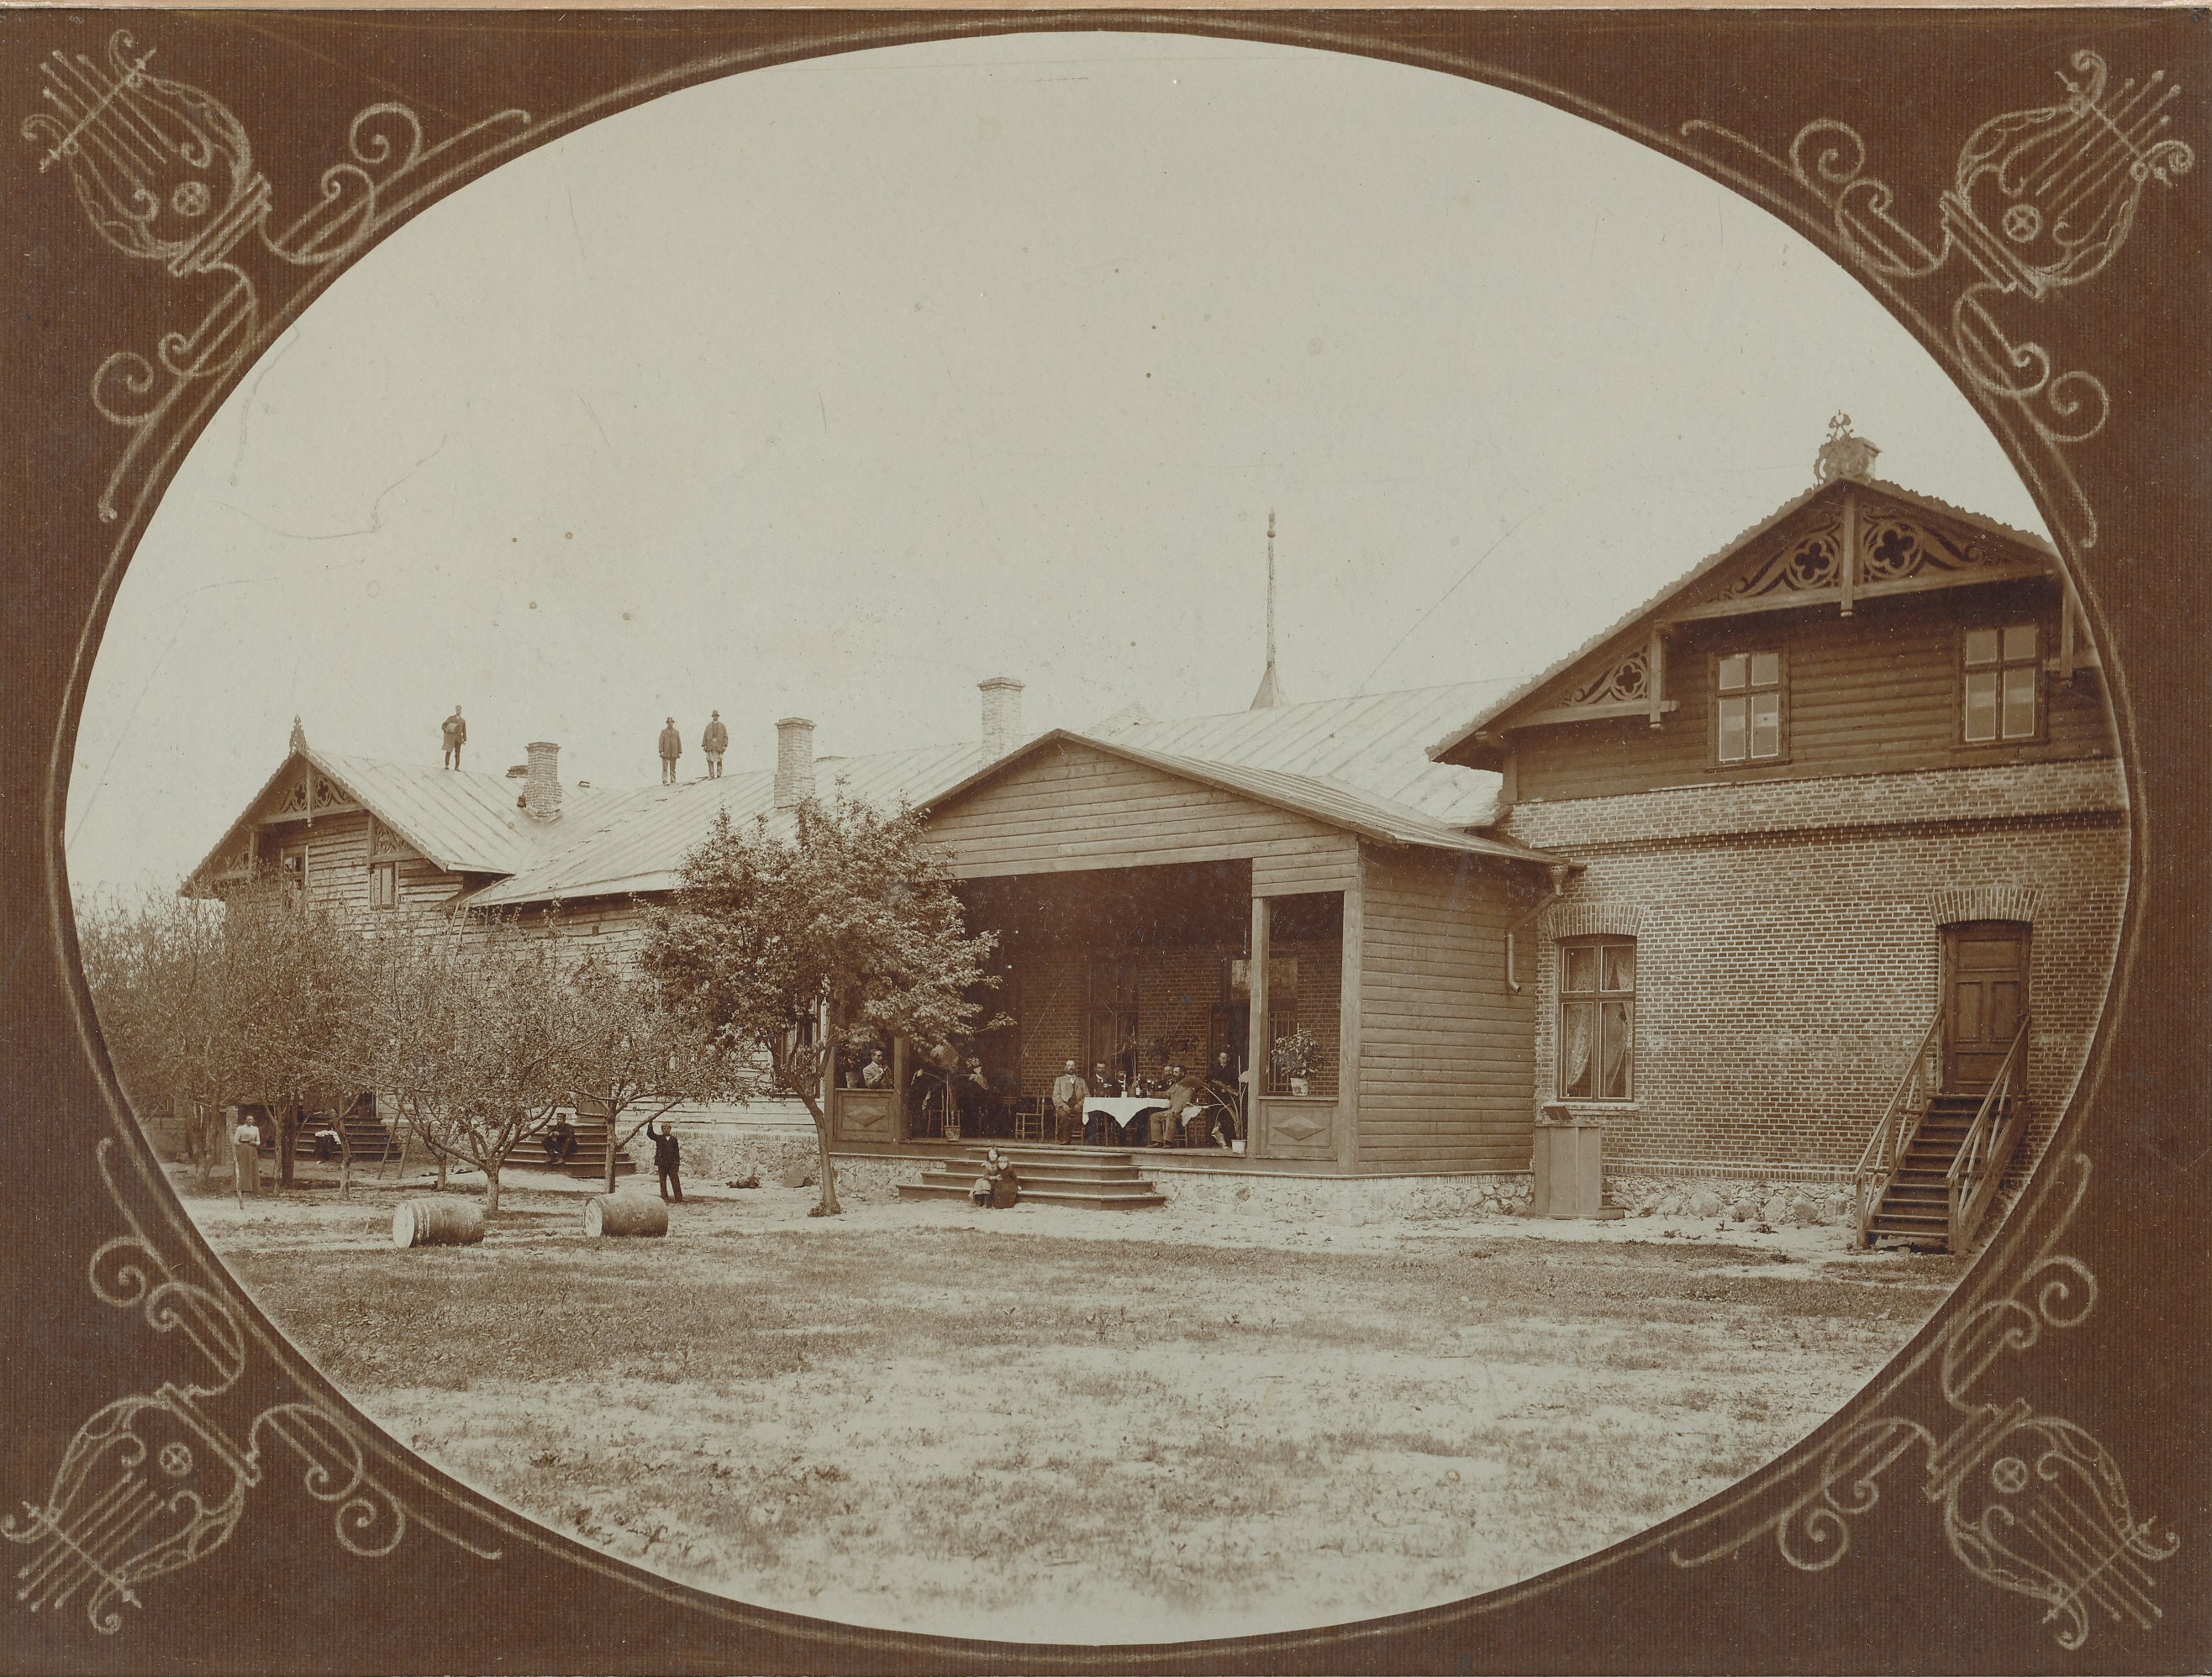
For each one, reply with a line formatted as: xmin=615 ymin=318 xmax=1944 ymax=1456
xmin=658 ymin=716 xmax=682 ymax=785
xmin=441 ymin=706 xmax=466 ymax=770
xmin=702 ymin=710 xmax=729 ymax=779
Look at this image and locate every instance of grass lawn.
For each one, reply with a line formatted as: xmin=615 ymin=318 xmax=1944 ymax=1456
xmin=192 ymin=1169 xmax=1959 ymax=1643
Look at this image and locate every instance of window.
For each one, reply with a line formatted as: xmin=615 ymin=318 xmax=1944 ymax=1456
xmin=1964 ymin=623 xmax=2039 ymax=743
xmin=369 ymin=860 xmax=398 ymax=910
xmin=1714 ymin=651 xmax=1784 ymax=764
xmin=1560 ymin=937 xmax=1635 ymax=1101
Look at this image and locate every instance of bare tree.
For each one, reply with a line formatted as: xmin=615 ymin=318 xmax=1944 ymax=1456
xmin=77 ymin=877 xmax=371 ymax=1189
xmin=641 ymin=796 xmax=1002 ymax=1216
xmin=356 ymin=913 xmax=581 ymax=1217
xmin=564 ymin=951 xmax=742 ymax=1194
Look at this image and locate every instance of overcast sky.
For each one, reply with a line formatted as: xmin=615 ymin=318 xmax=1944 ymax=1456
xmin=65 ymin=31 xmax=2049 ymax=897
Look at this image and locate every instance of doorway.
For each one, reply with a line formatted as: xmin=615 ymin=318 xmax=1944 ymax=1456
xmin=1942 ymin=921 xmax=2028 ymax=1093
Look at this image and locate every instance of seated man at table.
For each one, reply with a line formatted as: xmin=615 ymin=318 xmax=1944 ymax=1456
xmin=1051 ymin=1061 xmax=1089 ymax=1144
xmin=1149 ymin=1066 xmax=1202 ymax=1147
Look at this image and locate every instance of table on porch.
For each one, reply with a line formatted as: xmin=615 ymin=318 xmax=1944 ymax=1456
xmin=1082 ymin=1096 xmax=1166 ymax=1146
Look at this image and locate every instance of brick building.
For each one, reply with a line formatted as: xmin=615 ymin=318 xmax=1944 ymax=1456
xmin=1427 ymin=422 xmax=2124 ymax=1235
xmin=182 ymin=423 xmax=2123 ymax=1234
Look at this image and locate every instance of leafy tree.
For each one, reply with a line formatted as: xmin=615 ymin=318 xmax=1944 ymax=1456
xmin=641 ymin=796 xmax=1002 ymax=1215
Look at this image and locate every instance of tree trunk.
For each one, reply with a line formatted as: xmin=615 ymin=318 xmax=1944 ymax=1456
xmin=603 ymin=1106 xmax=619 ymax=1197
xmin=337 ymin=1129 xmax=352 ymax=1199
xmin=811 ymin=1110 xmax=841 ymax=1216
xmin=483 ymin=1162 xmax=502 ymax=1218
xmin=277 ymin=1100 xmax=298 ymax=1190
xmin=194 ymin=1102 xmax=219 ymax=1188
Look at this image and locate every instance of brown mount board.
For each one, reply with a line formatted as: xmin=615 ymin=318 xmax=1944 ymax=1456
xmin=1 ymin=9 xmax=2205 ymax=1674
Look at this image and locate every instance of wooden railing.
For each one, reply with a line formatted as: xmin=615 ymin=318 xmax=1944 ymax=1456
xmin=1947 ymin=1014 xmax=2030 ymax=1253
xmin=1853 ymin=1011 xmax=1944 ymax=1245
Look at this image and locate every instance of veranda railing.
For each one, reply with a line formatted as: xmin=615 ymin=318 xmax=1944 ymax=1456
xmin=1853 ymin=1011 xmax=1943 ymax=1245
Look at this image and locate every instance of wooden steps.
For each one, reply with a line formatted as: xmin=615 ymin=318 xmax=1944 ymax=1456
xmin=514 ymin=1116 xmax=641 ymax=1179
xmin=1866 ymin=1093 xmax=1986 ymax=1249
xmin=897 ymin=1144 xmax=1166 ymax=1210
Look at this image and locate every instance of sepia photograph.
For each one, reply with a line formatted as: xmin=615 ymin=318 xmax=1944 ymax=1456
xmin=8 ymin=9 xmax=2203 ymax=1672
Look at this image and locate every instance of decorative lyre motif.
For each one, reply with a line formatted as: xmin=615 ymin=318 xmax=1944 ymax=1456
xmin=1672 ymin=1156 xmax=2178 ymax=1650
xmin=21 ymin=30 xmax=529 ymax=523
xmin=1684 ymin=51 xmax=2194 ymax=550
xmin=4 ymin=1141 xmax=498 ymax=1636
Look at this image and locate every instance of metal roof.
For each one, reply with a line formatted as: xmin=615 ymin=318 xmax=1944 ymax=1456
xmin=919 ymin=730 xmax=1560 ymax=867
xmin=1425 ymin=476 xmax=2062 ymax=765
xmin=1092 ymin=680 xmax=1513 ymax=827
xmin=181 ymin=747 xmax=629 ymax=889
xmin=466 ymin=741 xmax=986 ymax=907
xmin=192 ymin=681 xmax=1539 ymax=909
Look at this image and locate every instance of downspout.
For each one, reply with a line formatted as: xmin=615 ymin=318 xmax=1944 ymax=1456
xmin=1505 ymin=863 xmax=1574 ymax=994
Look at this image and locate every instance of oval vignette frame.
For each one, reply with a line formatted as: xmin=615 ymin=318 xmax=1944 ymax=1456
xmin=5 ymin=10 xmax=2204 ymax=1674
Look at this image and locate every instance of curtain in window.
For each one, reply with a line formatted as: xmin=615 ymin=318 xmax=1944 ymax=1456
xmin=1599 ymin=1000 xmax=1632 ymax=1099
xmin=1562 ymin=1001 xmax=1593 ymax=1097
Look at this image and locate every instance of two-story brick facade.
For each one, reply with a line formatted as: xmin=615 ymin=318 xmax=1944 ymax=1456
xmin=1427 ymin=425 xmax=2125 ymax=1199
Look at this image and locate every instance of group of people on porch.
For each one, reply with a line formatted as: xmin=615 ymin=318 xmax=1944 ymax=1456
xmin=855 ymin=1038 xmax=1246 ymax=1148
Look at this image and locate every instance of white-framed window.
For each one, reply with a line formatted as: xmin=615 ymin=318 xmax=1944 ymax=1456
xmin=1963 ymin=623 xmax=2040 ymax=744
xmin=1560 ymin=936 xmax=1635 ymax=1101
xmin=1714 ymin=650 xmax=1785 ymax=765
xmin=369 ymin=860 xmax=398 ymax=910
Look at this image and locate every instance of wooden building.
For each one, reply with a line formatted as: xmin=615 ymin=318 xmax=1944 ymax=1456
xmin=179 ymin=424 xmax=2125 ymax=1222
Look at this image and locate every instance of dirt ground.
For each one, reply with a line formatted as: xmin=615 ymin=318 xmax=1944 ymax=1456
xmin=187 ymin=1162 xmax=1960 ymax=1643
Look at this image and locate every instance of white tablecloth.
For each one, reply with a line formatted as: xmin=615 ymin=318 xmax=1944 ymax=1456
xmin=1083 ymin=1096 xmax=1165 ymax=1126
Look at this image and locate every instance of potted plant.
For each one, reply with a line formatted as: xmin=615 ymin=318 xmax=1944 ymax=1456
xmin=1270 ymin=1028 xmax=1318 ymax=1097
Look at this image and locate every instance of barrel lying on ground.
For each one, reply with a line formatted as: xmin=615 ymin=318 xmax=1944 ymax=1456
xmin=392 ymin=1196 xmax=485 ymax=1249
xmin=584 ymin=1194 xmax=669 ymax=1238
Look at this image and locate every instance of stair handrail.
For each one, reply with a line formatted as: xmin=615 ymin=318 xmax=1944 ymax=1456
xmin=1947 ymin=1013 xmax=2030 ymax=1251
xmin=1854 ymin=1011 xmax=1944 ymax=1244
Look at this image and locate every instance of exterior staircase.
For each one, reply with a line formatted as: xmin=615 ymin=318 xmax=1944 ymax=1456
xmin=515 ymin=1115 xmax=640 ymax=1180
xmin=1863 ymin=1092 xmax=1986 ymax=1247
xmin=1856 ymin=1012 xmax=2031 ymax=1254
xmin=897 ymin=1144 xmax=1166 ymax=1210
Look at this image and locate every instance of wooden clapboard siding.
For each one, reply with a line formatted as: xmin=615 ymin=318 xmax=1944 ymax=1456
xmin=1253 ymin=836 xmax=1361 ymax=896
xmin=927 ymin=740 xmax=1352 ymax=878
xmin=1354 ymin=845 xmax=1538 ymax=1172
xmin=1514 ymin=580 xmax=2115 ymax=803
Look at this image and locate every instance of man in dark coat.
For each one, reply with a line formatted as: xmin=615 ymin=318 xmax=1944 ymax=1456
xmin=441 ymin=706 xmax=466 ymax=770
xmin=657 ymin=717 xmax=683 ymax=785
xmin=648 ymin=1118 xmax=683 ymax=1203
xmin=702 ymin=710 xmax=729 ymax=778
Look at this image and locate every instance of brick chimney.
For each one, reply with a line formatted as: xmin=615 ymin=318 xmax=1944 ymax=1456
xmin=979 ymin=676 xmax=1024 ymax=763
xmin=524 ymin=741 xmax=561 ymax=821
xmin=774 ymin=718 xmax=815 ymax=808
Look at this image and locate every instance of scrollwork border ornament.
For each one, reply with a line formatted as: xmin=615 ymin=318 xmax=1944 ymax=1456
xmin=1685 ymin=50 xmax=2194 ymax=552
xmin=1671 ymin=1155 xmax=2178 ymax=1650
xmin=4 ymin=1142 xmax=498 ymax=1636
xmin=20 ymin=30 xmax=529 ymax=524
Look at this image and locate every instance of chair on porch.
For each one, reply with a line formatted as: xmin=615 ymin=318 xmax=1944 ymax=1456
xmin=1011 ymin=1096 xmax=1046 ymax=1143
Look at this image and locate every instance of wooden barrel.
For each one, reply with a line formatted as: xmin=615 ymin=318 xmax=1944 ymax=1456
xmin=392 ymin=1196 xmax=486 ymax=1249
xmin=584 ymin=1194 xmax=669 ymax=1238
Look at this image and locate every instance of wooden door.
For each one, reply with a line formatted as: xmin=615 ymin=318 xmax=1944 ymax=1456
xmin=1943 ymin=923 xmax=2027 ymax=1093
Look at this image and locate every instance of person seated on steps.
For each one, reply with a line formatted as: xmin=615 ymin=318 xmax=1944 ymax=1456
xmin=542 ymin=1115 xmax=578 ymax=1167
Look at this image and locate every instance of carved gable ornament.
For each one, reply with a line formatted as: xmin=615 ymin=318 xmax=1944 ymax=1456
xmin=1723 ymin=498 xmax=2020 ymax=604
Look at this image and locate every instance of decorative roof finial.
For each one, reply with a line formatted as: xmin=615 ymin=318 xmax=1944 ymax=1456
xmin=288 ymin=715 xmax=308 ymax=754
xmin=1814 ymin=413 xmax=1879 ymax=485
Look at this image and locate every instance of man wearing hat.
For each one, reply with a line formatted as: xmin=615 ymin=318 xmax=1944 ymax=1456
xmin=657 ymin=716 xmax=683 ymax=785
xmin=702 ymin=710 xmax=729 ymax=778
